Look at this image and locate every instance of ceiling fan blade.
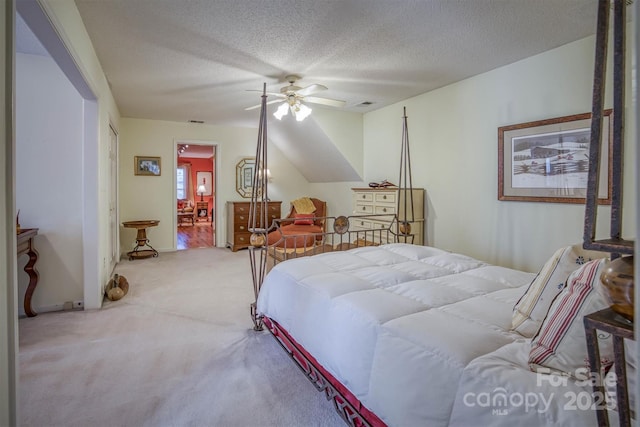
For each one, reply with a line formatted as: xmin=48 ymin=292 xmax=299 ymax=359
xmin=296 ymin=84 xmax=327 ymax=97
xmin=304 ymin=96 xmax=346 ymax=108
xmin=245 ymin=99 xmax=283 ymax=111
xmin=246 ymin=90 xmax=286 ymax=97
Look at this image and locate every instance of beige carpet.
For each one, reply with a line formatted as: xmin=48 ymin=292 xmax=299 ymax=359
xmin=19 ymin=248 xmax=343 ymax=427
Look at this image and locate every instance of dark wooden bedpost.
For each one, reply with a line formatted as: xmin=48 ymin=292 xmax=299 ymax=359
xmin=583 ymin=0 xmax=633 ymax=257
xmin=582 ymin=2 xmax=634 ymax=426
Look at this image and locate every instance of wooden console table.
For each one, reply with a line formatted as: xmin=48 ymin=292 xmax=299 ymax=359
xmin=17 ymin=228 xmax=39 ymax=317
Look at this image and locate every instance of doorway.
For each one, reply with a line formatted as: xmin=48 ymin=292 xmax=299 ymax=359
xmin=176 ymin=141 xmax=216 ymax=250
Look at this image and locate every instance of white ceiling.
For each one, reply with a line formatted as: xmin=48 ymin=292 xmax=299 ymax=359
xmin=72 ymin=0 xmax=601 ymax=129
xmin=177 ymin=143 xmax=214 ymax=159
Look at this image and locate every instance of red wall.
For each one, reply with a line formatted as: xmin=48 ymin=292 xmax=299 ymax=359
xmin=178 ymin=156 xmax=215 ymax=212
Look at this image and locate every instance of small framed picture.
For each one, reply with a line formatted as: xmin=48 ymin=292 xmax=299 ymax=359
xmin=196 ymin=171 xmax=213 ymax=196
xmin=134 ymin=156 xmax=161 ymax=176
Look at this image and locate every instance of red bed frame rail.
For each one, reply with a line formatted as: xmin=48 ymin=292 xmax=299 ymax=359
xmin=263 ymin=316 xmax=387 ymax=427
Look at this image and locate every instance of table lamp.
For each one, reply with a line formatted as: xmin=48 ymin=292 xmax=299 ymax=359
xmin=197 ymin=184 xmax=206 ymax=201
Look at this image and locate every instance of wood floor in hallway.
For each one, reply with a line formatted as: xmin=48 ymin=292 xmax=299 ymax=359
xmin=177 ymin=221 xmax=215 ymax=250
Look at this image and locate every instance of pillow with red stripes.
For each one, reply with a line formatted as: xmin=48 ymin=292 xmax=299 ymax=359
xmin=512 ymin=244 xmax=605 ymax=338
xmin=528 ymin=258 xmax=613 ymax=378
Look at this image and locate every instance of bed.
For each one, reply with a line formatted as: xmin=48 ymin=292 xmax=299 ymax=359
xmin=256 ymin=243 xmax=631 ymax=426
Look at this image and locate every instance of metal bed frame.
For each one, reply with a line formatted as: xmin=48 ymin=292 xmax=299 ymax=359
xmin=265 ymin=213 xmax=414 ymax=268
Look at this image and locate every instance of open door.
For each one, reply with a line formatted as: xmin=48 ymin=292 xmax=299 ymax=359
xmin=176 ymin=142 xmax=216 ymax=250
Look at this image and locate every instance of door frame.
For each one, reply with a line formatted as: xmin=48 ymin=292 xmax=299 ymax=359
xmin=108 ymin=123 xmax=119 ymax=273
xmin=173 ymin=139 xmax=219 ymax=249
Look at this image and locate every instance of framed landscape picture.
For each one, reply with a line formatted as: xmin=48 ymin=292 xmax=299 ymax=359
xmin=134 ymin=156 xmax=161 ymax=176
xmin=498 ymin=111 xmax=612 ymax=204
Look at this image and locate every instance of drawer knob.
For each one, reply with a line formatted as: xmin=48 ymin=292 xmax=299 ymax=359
xmin=382 ymin=208 xmax=387 ymax=212
xmin=362 ymin=207 xmax=366 ymax=211
xmin=239 ymin=237 xmax=245 ymax=242
xmin=362 ymin=195 xmax=365 ymax=199
xmin=240 ymin=226 xmax=245 ymax=230
xmin=239 ymin=216 xmax=245 ymax=220
xmin=383 ymin=195 xmax=387 ymax=199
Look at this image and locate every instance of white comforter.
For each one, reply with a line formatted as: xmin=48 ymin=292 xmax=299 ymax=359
xmin=257 ymin=244 xmax=537 ymax=426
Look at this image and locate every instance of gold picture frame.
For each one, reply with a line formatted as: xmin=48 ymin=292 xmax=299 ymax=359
xmin=134 ymin=156 xmax=161 ymax=176
xmin=235 ymin=157 xmax=255 ymax=198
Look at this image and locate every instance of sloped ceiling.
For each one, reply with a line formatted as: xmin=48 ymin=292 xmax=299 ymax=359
xmin=269 ymin=116 xmax=361 ymax=182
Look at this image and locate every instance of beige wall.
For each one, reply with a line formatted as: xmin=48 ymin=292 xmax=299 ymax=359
xmin=16 ymin=53 xmax=85 ymax=314
xmin=119 ymin=118 xmax=312 ymax=253
xmin=361 ymin=32 xmax=635 ymax=272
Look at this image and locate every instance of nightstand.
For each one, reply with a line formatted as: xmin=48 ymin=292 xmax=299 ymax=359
xmin=584 ymin=308 xmax=634 ymax=427
xmin=196 ymin=201 xmax=208 ymax=222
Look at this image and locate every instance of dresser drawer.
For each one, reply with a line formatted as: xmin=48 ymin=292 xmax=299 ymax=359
xmin=374 ymin=205 xmax=395 ymax=215
xmin=354 ymin=192 xmax=373 ymax=202
xmin=375 ymin=192 xmax=396 ymax=204
xmin=234 ymin=233 xmax=251 ymax=246
xmin=233 ymin=203 xmax=251 ymax=214
xmin=234 ymin=222 xmax=249 ymax=233
xmin=235 ymin=212 xmax=249 ymax=223
xmin=355 ymin=204 xmax=373 ymax=214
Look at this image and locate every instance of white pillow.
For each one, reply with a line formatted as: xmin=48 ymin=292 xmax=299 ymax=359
xmin=529 ymin=258 xmax=613 ymax=378
xmin=512 ymin=244 xmax=605 ymax=337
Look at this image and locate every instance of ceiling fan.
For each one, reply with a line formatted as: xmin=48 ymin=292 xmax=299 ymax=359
xmin=245 ymin=75 xmax=346 ymax=121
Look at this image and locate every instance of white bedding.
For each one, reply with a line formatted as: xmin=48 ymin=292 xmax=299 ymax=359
xmin=257 ymin=244 xmax=536 ymax=426
xmin=450 ymin=340 xmax=609 ymax=427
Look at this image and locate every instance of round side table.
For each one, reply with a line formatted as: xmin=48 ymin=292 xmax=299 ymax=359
xmin=122 ymin=220 xmax=160 ymax=260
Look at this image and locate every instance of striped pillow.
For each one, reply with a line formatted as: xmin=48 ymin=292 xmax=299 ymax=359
xmin=512 ymin=244 xmax=604 ymax=337
xmin=528 ymin=258 xmax=613 ymax=378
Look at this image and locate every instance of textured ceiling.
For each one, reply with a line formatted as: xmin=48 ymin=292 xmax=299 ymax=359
xmin=73 ymin=0 xmax=600 ymax=128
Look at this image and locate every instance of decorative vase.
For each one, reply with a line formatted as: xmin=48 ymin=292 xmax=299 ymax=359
xmin=105 ymin=273 xmax=129 ymax=301
xmin=600 ymin=256 xmax=634 ymax=322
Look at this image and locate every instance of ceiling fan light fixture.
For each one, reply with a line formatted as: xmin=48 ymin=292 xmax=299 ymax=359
xmin=295 ymin=103 xmax=312 ymax=121
xmin=273 ymin=102 xmax=289 ymax=120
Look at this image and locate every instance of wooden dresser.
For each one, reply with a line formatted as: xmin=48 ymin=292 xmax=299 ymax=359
xmin=351 ymin=188 xmax=425 ymax=245
xmin=226 ymin=201 xmax=281 ymax=252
